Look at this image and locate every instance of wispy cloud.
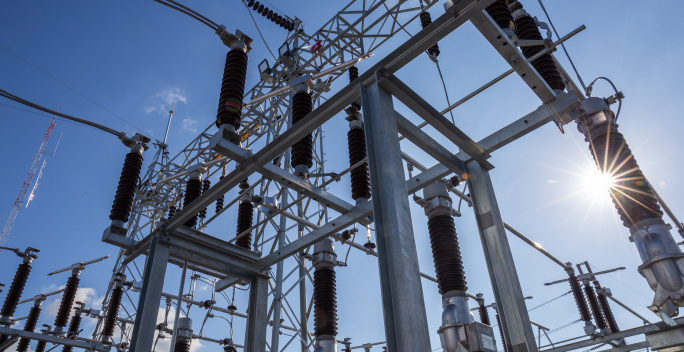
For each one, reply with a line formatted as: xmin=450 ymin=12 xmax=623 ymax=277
xmin=145 ymin=87 xmax=188 ymax=114
xmin=182 ymin=117 xmax=198 ymax=134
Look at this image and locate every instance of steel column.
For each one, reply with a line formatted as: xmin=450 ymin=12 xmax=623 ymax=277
xmin=244 ymin=274 xmax=269 ymax=352
xmin=128 ymin=235 xmax=169 ymax=352
xmin=466 ymin=160 xmax=537 ymax=352
xmin=360 ymin=80 xmax=431 ymax=352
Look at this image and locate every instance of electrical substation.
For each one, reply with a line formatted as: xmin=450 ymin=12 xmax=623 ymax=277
xmin=1 ymin=0 xmax=684 ymax=352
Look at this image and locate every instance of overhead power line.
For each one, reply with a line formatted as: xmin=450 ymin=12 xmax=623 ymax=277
xmin=0 ymin=88 xmax=125 ymax=138
xmin=0 ymin=42 xmax=150 ymax=136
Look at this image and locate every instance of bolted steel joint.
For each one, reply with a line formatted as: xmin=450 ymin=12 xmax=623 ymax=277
xmin=313 ymin=336 xmax=337 ymax=352
xmin=572 ymin=97 xmax=614 ymax=135
xmin=632 ymin=222 xmax=684 ymax=315
xmin=176 ymin=317 xmax=193 ymax=340
xmin=423 ymin=181 xmax=454 ymax=218
xmin=312 ymin=238 xmax=337 ymax=269
xmin=348 ymin=119 xmax=363 ymax=130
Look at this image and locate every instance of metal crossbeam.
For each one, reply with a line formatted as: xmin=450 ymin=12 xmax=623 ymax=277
xmin=379 ymin=74 xmax=493 ymax=168
xmin=161 ymin=0 xmax=492 ymax=233
xmin=211 ymin=134 xmax=372 ymax=225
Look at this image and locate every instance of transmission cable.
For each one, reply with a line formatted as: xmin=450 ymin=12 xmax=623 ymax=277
xmin=536 ymin=0 xmax=587 ymax=92
xmin=0 ymin=42 xmax=150 ymax=136
xmin=243 ymin=2 xmax=277 ymax=60
xmin=380 ymin=3 xmax=456 ymax=124
xmin=0 ymin=102 xmax=101 ymax=132
xmin=527 ymin=290 xmax=572 ymax=312
xmin=152 ymin=0 xmax=218 ymax=30
xmin=0 ymin=88 xmax=126 ymax=138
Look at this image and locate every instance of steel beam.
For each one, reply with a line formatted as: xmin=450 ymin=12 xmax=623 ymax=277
xmin=212 ymin=136 xmax=372 ymax=225
xmin=258 ymin=201 xmax=373 ymax=267
xmin=244 ymin=274 xmax=269 ymax=352
xmin=0 ymin=327 xmax=110 ymax=351
xmin=118 ymin=227 xmax=266 ymax=279
xmin=455 ymin=92 xmax=579 ymax=161
xmin=379 ymin=74 xmax=492 ymax=168
xmin=259 ymin=93 xmax=580 ymax=268
xmin=470 ymin=10 xmax=557 ymax=103
xmin=467 ymin=160 xmax=537 ymax=352
xmin=160 ymin=0 xmax=492 ymax=232
xmin=541 ymin=317 xmax=684 ymax=352
xmin=395 ymin=111 xmax=466 ymax=176
xmin=129 ymin=236 xmax=169 ymax=352
xmin=405 ymin=91 xmax=579 ymax=193
xmin=362 ymin=80 xmax=431 ymax=352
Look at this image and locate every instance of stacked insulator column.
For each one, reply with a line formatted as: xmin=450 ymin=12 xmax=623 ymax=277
xmin=16 ymin=301 xmax=42 ymax=352
xmin=183 ymin=173 xmax=203 ymax=228
xmin=567 ymin=270 xmax=592 ymax=331
xmin=510 ymin=2 xmax=565 ymax=91
xmin=290 ymin=88 xmax=314 ymax=177
xmin=110 ymin=143 xmax=145 ymax=225
xmin=476 ymin=295 xmax=491 ymax=326
xmin=574 ymin=97 xmax=684 ymax=314
xmin=346 ymin=117 xmax=371 ymax=202
xmin=594 ymin=281 xmax=619 ymax=333
xmin=485 ymin=0 xmax=515 ymax=34
xmin=216 ymin=42 xmax=249 ymax=133
xmin=583 ymin=282 xmax=607 ymax=332
xmin=495 ymin=310 xmax=507 ymax=352
xmin=62 ymin=302 xmax=84 ymax=352
xmin=312 ymin=239 xmax=338 ymax=352
xmin=421 ymin=181 xmax=474 ymax=350
xmin=199 ymin=179 xmax=211 ymax=220
xmin=235 ymin=180 xmax=254 ymax=250
xmin=54 ymin=274 xmax=80 ymax=333
xmin=419 ymin=12 xmax=440 ymax=57
xmin=174 ymin=317 xmax=193 ymax=352
xmin=247 ymin=0 xmax=294 ymax=31
xmin=101 ymin=273 xmax=125 ymax=343
xmin=216 ymin=176 xmax=225 ymax=213
xmin=168 ymin=205 xmax=177 ymax=218
xmin=0 ymin=250 xmax=36 ymax=344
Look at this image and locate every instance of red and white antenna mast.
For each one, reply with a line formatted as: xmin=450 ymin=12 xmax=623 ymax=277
xmin=0 ymin=115 xmax=57 ymax=248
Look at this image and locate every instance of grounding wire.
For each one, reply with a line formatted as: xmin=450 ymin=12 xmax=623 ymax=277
xmin=589 ymin=263 xmax=649 ymax=299
xmin=0 ymin=88 xmax=125 ymax=138
xmin=0 ymin=42 xmax=150 ymax=136
xmin=244 ymin=2 xmax=278 ymax=60
xmin=152 ymin=0 xmax=218 ymax=30
xmin=456 ymin=182 xmax=467 ymax=213
xmin=435 ymin=61 xmax=456 ymax=124
xmin=536 ymin=0 xmax=587 ymax=92
xmin=379 ymin=3 xmax=456 ymax=125
xmin=528 ymin=290 xmax=572 ymax=312
xmin=586 ymin=76 xmax=622 ymax=121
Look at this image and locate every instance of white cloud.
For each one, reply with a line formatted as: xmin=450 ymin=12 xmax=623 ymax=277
xmin=547 ymin=179 xmax=559 ymax=184
xmin=182 ymin=117 xmax=199 ymax=134
xmin=145 ymin=88 xmax=188 ymax=114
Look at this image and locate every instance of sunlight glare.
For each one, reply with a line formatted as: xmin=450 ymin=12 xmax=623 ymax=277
xmin=581 ymin=167 xmax=616 ymax=202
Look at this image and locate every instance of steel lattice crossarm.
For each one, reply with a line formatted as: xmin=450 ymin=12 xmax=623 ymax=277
xmin=91 ymin=0 xmax=446 ymax=349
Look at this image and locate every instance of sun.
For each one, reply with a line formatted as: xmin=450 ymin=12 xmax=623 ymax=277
xmin=580 ymin=167 xmax=617 ymax=202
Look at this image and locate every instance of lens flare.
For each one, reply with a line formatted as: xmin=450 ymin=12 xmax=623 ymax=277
xmin=581 ymin=167 xmax=616 ymax=202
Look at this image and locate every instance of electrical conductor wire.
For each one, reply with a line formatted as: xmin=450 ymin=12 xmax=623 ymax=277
xmin=535 ymin=0 xmax=587 ymax=92
xmin=0 ymin=43 xmax=150 ymax=136
xmin=243 ymin=2 xmax=278 ymax=60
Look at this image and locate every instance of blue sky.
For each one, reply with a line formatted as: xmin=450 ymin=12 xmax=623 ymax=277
xmin=1 ymin=0 xmax=684 ymax=351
